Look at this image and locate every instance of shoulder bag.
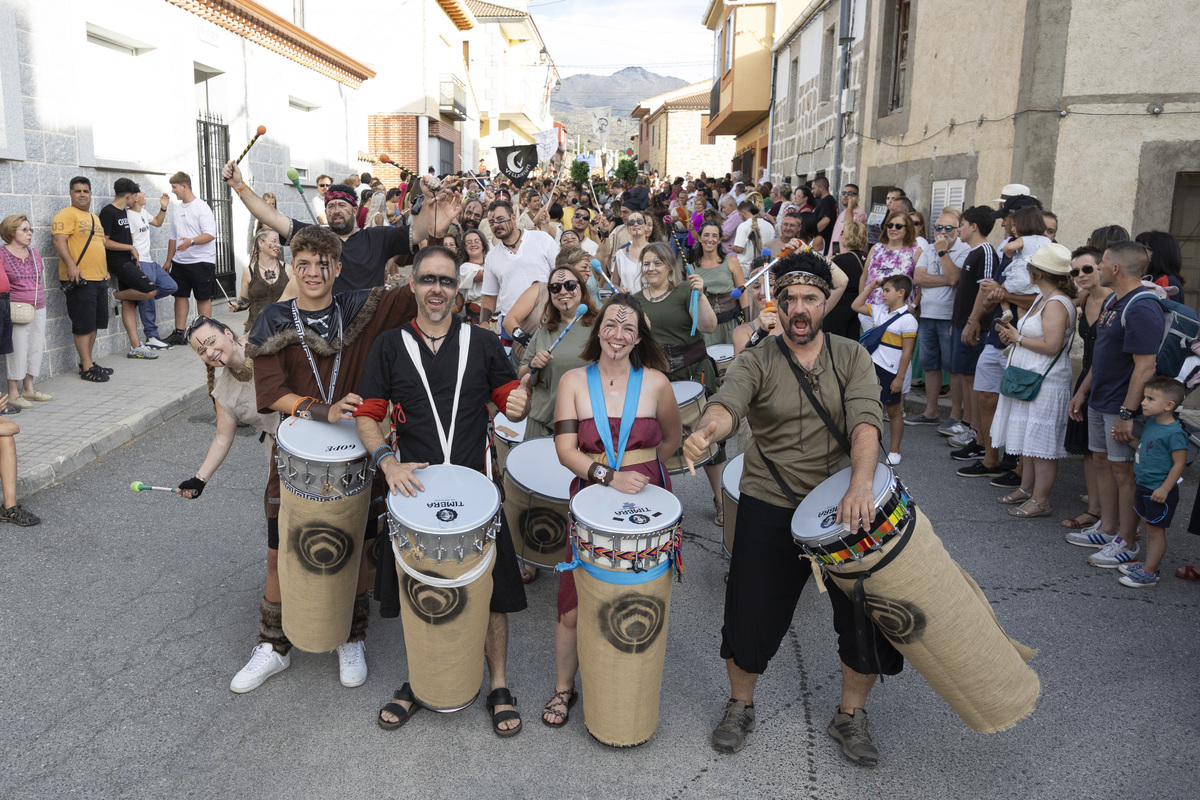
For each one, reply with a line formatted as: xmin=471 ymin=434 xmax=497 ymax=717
xmin=999 ymin=297 xmax=1074 ymax=401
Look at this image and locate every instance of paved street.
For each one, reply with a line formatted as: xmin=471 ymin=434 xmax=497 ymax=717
xmin=1 ymin=402 xmax=1197 ymax=800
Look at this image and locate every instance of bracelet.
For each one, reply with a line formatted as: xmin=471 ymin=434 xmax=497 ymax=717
xmin=372 ymin=444 xmax=392 ymax=463
xmin=234 ymin=183 xmax=246 ymax=194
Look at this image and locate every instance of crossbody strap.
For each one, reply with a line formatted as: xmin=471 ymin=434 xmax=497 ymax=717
xmin=774 ymin=333 xmax=851 ymax=456
xmin=75 ymin=216 xmax=97 ymax=269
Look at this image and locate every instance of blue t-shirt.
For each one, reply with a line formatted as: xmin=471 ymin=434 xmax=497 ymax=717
xmin=1090 ymin=290 xmax=1166 ymax=414
xmin=1134 ymin=416 xmax=1189 ymax=488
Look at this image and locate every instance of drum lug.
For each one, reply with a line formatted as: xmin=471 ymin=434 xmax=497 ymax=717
xmin=433 ymin=545 xmax=447 ymax=564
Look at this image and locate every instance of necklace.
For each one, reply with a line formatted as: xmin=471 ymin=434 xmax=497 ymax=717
xmin=502 ymin=230 xmax=523 ymax=254
xmin=644 ymin=285 xmax=672 ymax=302
xmin=414 ymin=322 xmax=449 ymax=349
xmin=261 ymin=266 xmax=277 ymax=281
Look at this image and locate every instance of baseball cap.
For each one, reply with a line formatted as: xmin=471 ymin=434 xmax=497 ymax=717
xmin=991 ymin=194 xmax=1041 ymax=219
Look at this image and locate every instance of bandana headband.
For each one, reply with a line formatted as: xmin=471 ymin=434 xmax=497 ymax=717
xmin=774 ymin=270 xmax=831 ymax=299
xmin=324 ymin=189 xmax=358 ymax=208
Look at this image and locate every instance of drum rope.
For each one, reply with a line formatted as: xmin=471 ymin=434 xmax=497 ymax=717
xmin=558 ymin=522 xmax=683 ymax=582
xmin=391 ymin=535 xmax=496 ymax=588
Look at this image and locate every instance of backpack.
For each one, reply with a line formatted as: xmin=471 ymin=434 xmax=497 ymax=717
xmin=858 ymin=308 xmax=911 ymax=354
xmin=1103 ymin=290 xmax=1200 ymax=379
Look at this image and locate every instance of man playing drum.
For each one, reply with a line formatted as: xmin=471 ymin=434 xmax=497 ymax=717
xmin=246 ymin=226 xmax=417 ymax=690
xmin=684 ymin=250 xmax=903 ymax=766
xmin=353 ymin=245 xmax=530 ymax=737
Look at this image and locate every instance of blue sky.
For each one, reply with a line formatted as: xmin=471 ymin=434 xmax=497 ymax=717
xmin=529 ymin=0 xmax=715 ymax=85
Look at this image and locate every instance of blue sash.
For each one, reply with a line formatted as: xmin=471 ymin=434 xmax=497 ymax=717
xmin=585 ymin=363 xmax=642 ymax=470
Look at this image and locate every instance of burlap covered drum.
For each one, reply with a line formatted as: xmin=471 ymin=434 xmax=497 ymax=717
xmin=664 ymin=381 xmax=715 ymax=474
xmin=389 ymin=465 xmax=501 ymax=712
xmin=820 ymin=508 xmax=1040 ymax=733
xmin=275 ymin=418 xmax=373 ymax=653
xmin=503 ymin=438 xmax=575 ymax=570
xmin=568 ymin=484 xmax=682 ymax=746
xmin=720 ymin=453 xmax=743 ymax=558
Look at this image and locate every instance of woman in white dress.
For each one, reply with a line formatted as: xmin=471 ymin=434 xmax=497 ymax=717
xmin=991 ymin=243 xmax=1078 ymax=519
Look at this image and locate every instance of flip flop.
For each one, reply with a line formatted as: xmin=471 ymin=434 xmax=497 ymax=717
xmin=1175 ymin=565 xmax=1200 ymax=581
xmin=377 ymin=683 xmax=421 ymax=731
xmin=1062 ymin=512 xmax=1101 ymax=529
xmin=486 ymin=687 xmax=522 ymax=738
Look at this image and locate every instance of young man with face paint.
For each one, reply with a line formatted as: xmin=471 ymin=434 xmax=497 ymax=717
xmin=224 ymin=160 xmax=461 ymax=294
xmin=245 ymin=226 xmax=417 ymax=691
xmin=682 ymin=250 xmax=900 ymax=765
xmin=353 ymin=245 xmax=530 ymax=736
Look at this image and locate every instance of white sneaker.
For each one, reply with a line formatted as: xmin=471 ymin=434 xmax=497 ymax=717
xmin=230 ymin=643 xmax=290 ymax=693
xmin=1088 ymin=537 xmax=1142 ymax=569
xmin=127 ymin=345 xmax=159 ymax=359
xmin=885 ymin=452 xmax=902 ymax=466
xmin=948 ymin=429 xmax=977 ymax=448
xmin=1064 ymin=520 xmax=1116 ymax=548
xmin=144 ymin=336 xmax=173 ymax=350
xmin=337 ymin=641 xmax=367 ymax=687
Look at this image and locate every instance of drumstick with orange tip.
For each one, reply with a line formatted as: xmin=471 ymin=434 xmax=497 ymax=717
xmin=234 ymin=125 xmax=267 ymax=165
xmin=529 ymin=305 xmax=587 ymax=381
xmin=130 ymin=481 xmax=179 ymax=494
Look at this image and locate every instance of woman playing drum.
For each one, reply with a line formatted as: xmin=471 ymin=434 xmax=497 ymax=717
xmin=541 ymin=294 xmax=681 ymax=727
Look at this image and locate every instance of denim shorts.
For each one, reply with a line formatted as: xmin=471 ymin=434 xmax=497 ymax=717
xmin=949 ymin=326 xmax=986 ymax=375
xmin=918 ymin=318 xmax=953 ymax=371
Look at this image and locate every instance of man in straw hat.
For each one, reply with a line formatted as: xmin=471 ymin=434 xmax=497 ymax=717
xmin=684 ymin=250 xmax=902 ymax=766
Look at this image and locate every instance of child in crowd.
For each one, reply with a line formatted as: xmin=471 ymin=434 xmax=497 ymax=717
xmin=1118 ymin=377 xmax=1189 ymax=588
xmin=999 ymin=205 xmax=1052 ymax=297
xmin=852 ymin=274 xmax=917 ymax=466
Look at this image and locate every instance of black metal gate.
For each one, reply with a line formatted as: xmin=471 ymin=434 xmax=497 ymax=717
xmin=196 ymin=113 xmax=235 ymax=295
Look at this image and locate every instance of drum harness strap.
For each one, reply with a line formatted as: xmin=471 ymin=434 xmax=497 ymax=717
xmin=290 ymin=300 xmax=342 ymax=405
xmin=758 ymin=333 xmax=916 ymax=678
xmin=400 ymin=324 xmax=472 ymax=466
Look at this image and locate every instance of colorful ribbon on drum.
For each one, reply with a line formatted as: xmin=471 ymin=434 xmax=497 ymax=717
xmin=808 ymin=489 xmax=914 ymax=567
xmin=556 ymin=522 xmax=683 ymax=583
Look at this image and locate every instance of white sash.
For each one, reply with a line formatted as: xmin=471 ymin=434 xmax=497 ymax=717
xmin=400 ymin=325 xmax=471 ymax=465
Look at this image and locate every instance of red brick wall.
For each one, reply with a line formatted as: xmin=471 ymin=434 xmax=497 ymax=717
xmin=368 ymin=115 xmax=462 ymax=185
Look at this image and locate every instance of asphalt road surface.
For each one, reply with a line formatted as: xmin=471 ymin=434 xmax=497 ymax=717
xmin=2 ymin=403 xmax=1197 ymax=799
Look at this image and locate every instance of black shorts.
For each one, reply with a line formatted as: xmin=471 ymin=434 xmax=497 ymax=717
xmin=1135 ymin=483 xmax=1179 ymax=528
xmin=171 ymin=261 xmax=215 ymax=301
xmin=110 ymin=260 xmax=155 ymax=294
xmin=721 ymin=492 xmax=905 ymax=677
xmin=0 ymin=296 xmax=12 ymax=356
xmin=63 ymin=279 xmax=109 ymax=335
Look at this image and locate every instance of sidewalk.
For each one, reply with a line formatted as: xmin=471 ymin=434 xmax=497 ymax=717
xmin=13 ymin=312 xmax=239 ymax=499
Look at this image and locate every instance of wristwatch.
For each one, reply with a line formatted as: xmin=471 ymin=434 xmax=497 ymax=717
xmin=1118 ymin=406 xmax=1135 ymax=421
xmin=589 ymin=462 xmax=612 ymax=486
xmin=937 ymin=249 xmax=949 ymax=257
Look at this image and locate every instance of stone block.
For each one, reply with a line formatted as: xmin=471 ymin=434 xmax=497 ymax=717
xmin=0 ymin=193 xmax=32 ymax=220
xmin=121 ymin=406 xmax=164 ymax=438
xmin=32 ymin=195 xmax=66 ymax=227
xmin=159 ymin=387 xmax=206 ymax=421
xmin=21 ymin=95 xmax=42 ymax=133
xmin=21 ymin=130 xmax=43 ymax=164
xmin=17 ymin=463 xmax=55 ymax=500
xmin=38 ymin=163 xmax=59 ymax=195
xmin=44 ymin=133 xmax=77 ymax=165
xmin=19 ymin=60 xmax=35 ymax=97
xmin=51 ymin=442 xmax=99 ymax=483
xmin=79 ymin=424 xmax=135 ymax=459
xmin=11 ymin=161 xmax=39 ymax=193
xmin=16 ymin=29 xmax=31 ymax=63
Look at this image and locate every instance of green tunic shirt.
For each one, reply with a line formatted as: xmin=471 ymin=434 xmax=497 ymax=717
xmin=519 ymin=317 xmax=593 ymax=438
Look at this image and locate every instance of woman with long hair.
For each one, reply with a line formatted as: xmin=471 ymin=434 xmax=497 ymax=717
xmin=457 ymin=228 xmax=488 ymax=324
xmin=610 ymin=209 xmax=653 ymax=293
xmin=691 ymin=221 xmax=749 ymax=346
xmin=542 ymin=293 xmax=681 ymax=728
xmin=827 ymin=220 xmax=869 ymax=339
xmin=231 ymin=228 xmax=288 ymax=332
xmin=363 ymin=191 xmax=389 ymax=228
xmin=992 ymin=244 xmax=1078 ymax=519
xmin=1135 ymin=230 xmax=1185 ymax=297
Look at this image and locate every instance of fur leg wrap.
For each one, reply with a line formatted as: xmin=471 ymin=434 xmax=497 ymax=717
xmin=347 ymin=592 xmax=370 ymax=643
xmin=256 ymin=597 xmax=291 ymax=655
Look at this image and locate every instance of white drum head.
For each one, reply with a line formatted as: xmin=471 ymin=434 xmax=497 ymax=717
xmin=276 ymin=417 xmax=367 ymax=461
xmin=570 ymin=484 xmax=682 ymax=534
xmin=387 ymin=464 xmax=500 ymax=534
xmin=671 ymin=381 xmax=705 ymax=406
xmin=721 ymin=453 xmax=744 ymax=501
xmin=505 ymin=438 xmax=574 ymax=499
xmin=708 ymin=344 xmax=735 ymax=364
xmin=493 ymin=412 xmax=527 ymax=445
xmin=792 ymin=462 xmax=895 ymax=540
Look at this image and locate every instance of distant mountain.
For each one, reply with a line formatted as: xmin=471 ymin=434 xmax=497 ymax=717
xmin=551 ymin=67 xmax=690 ymax=157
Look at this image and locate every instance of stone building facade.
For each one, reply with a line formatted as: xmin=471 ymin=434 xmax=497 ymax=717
xmin=632 ymin=83 xmax=735 ymax=179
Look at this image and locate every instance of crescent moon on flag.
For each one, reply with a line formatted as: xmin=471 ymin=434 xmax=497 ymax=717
xmin=507 ymin=150 xmax=524 ymax=173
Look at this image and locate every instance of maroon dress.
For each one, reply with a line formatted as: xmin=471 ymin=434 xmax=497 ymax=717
xmin=557 ymin=416 xmax=670 ymax=618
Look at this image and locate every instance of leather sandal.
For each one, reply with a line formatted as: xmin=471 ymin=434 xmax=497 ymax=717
xmin=377 ymin=682 xmax=421 ymax=731
xmin=996 ymin=488 xmax=1032 ymax=505
xmin=1175 ymin=565 xmax=1200 ymax=581
xmin=541 ymin=686 xmax=577 ymax=728
xmin=1061 ymin=511 xmax=1100 ymax=529
xmin=486 ymin=687 xmax=522 ymax=738
xmin=1009 ymin=499 xmax=1052 ymax=518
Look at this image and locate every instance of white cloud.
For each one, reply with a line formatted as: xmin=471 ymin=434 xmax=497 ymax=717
xmin=529 ymin=0 xmax=715 ymax=85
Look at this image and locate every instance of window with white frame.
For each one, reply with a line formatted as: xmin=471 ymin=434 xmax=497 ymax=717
xmin=930 ymin=179 xmax=966 ymax=222
xmin=86 ymin=25 xmax=156 ymax=163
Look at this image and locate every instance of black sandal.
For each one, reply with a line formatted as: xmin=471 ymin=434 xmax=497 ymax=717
xmin=79 ymin=365 xmax=109 ymax=383
xmin=377 ymin=683 xmax=421 ymax=731
xmin=486 ymin=687 xmax=522 ymax=738
xmin=541 ymin=686 xmax=577 ymax=728
xmin=80 ymin=362 xmax=114 ymax=376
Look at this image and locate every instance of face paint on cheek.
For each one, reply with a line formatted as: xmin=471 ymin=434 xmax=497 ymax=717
xmin=318 ymin=258 xmax=331 ymax=280
xmin=777 ymin=295 xmax=792 ymax=316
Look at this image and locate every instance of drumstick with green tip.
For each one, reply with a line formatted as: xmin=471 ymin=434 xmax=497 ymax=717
xmin=530 ymin=305 xmax=587 ymax=381
xmin=130 ymin=481 xmax=179 ymax=494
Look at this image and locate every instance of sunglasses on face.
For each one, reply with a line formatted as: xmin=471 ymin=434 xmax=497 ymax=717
xmin=318 ymin=183 xmax=331 ymax=189
xmin=885 ymin=223 xmax=906 ymax=230
xmin=932 ymin=225 xmax=957 ymax=233
xmin=574 ymin=213 xmax=589 ymax=220
xmin=548 ymin=280 xmax=580 ymax=294
xmin=841 ymin=191 xmax=858 ymax=197
xmin=1070 ymin=265 xmax=1095 ymax=277
xmin=416 ymin=274 xmax=457 ymax=289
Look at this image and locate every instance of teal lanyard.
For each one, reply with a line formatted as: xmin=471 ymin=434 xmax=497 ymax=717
xmin=586 ymin=364 xmax=642 ymax=469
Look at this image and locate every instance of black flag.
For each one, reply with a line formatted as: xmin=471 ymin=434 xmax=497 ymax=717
xmin=496 ymin=144 xmax=538 ymax=187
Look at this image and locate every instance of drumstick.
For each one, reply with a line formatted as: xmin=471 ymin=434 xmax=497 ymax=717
xmin=130 ymin=481 xmax=179 ymax=494
xmin=529 ymin=305 xmax=587 ymax=381
xmin=682 ymin=257 xmax=700 ymax=336
xmin=234 ymin=125 xmax=267 ymax=165
xmin=590 ymin=258 xmax=618 ymax=292
xmin=286 ymin=168 xmax=323 ymax=227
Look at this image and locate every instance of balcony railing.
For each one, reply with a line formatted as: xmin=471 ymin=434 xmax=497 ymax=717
xmin=440 ymin=74 xmax=467 ymax=121
xmin=710 ymin=78 xmax=721 ymax=119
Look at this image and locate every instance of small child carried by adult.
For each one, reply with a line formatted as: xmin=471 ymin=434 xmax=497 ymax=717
xmin=852 ymin=274 xmax=917 ymax=465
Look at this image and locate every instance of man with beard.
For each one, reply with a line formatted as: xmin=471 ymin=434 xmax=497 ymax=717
xmin=353 ymin=246 xmax=529 ymax=736
xmin=223 ymin=160 xmax=460 ymax=293
xmin=683 ymin=251 xmax=900 ymax=765
xmin=479 ymin=200 xmax=558 ymax=332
